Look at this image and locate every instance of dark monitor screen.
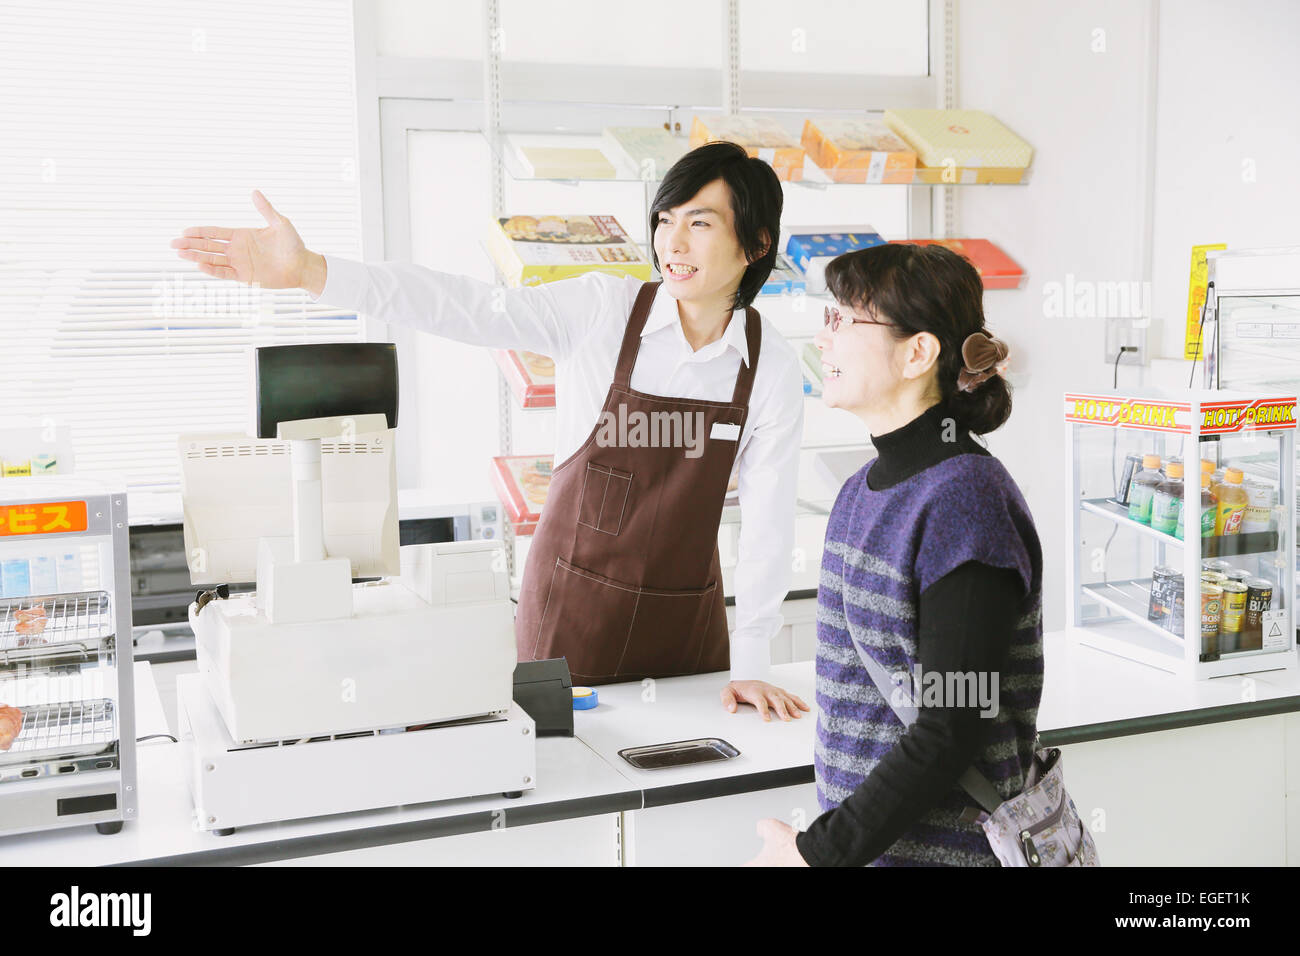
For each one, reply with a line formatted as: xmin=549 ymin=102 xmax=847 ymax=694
xmin=254 ymin=343 xmax=399 ymax=439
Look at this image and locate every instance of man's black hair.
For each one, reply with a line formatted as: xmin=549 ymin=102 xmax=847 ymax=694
xmin=648 ymin=140 xmax=783 ymax=311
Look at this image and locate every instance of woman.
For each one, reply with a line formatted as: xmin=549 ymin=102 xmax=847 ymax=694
xmin=172 ymin=142 xmax=810 ymax=720
xmin=748 ymin=243 xmax=1043 ymax=866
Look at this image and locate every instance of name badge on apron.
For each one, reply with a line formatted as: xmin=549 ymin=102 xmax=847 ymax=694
xmin=710 ymin=422 xmax=741 ymax=441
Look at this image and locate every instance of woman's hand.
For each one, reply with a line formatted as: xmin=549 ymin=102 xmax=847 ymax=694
xmin=171 ymin=189 xmax=324 ymax=294
xmin=721 ymin=680 xmax=810 ymax=721
xmin=744 ymin=819 xmax=809 ymax=867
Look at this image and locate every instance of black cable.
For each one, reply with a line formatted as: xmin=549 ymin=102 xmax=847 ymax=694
xmin=136 ymin=733 xmax=178 ymax=744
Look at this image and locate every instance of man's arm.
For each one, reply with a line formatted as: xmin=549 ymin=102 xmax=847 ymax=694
xmin=313 ymin=254 xmax=626 ymax=360
xmin=173 ymin=190 xmax=622 ymax=360
xmin=729 ymin=347 xmax=804 ymax=685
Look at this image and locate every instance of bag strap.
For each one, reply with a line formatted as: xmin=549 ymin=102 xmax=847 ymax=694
xmin=849 ymin=635 xmax=1004 ymax=815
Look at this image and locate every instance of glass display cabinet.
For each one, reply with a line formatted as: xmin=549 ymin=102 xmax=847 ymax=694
xmin=1065 ymin=390 xmax=1297 ymax=679
xmin=1205 ymin=246 xmax=1300 ymax=636
xmin=0 ymin=476 xmax=137 ymax=835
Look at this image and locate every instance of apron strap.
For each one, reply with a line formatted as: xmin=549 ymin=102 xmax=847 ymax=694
xmin=730 ymin=306 xmax=762 ymax=407
xmin=612 ymin=280 xmax=660 ymax=389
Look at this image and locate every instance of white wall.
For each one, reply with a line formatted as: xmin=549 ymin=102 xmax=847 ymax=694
xmin=958 ymin=0 xmax=1300 ymax=631
xmin=957 ymin=0 xmax=1154 ymax=631
xmin=1150 ymin=0 xmax=1300 ymax=359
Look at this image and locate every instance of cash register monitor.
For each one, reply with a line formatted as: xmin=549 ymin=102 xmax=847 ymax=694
xmin=254 ymin=342 xmax=399 ymax=439
xmin=181 ymin=343 xmax=402 ymax=586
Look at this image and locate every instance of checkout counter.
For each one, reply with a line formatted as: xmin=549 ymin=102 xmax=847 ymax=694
xmin=6 ymin=342 xmax=1300 ymax=865
xmin=2 ymin=633 xmax=1300 ymax=866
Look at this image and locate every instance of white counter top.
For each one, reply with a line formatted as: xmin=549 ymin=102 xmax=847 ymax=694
xmin=4 ymin=631 xmax=1299 ymax=865
xmin=1037 ymin=631 xmax=1300 ymax=742
xmin=574 ymin=662 xmax=815 ymax=804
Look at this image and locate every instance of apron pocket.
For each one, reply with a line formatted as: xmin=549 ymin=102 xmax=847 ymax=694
xmin=618 ymin=578 xmax=717 ymax=678
xmin=536 ymin=558 xmax=640 ymax=679
xmin=577 ymin=462 xmax=633 ymax=536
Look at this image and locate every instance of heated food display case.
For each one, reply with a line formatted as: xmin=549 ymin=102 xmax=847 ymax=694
xmin=0 ymin=476 xmax=137 ymax=835
xmin=1065 ymin=391 xmax=1297 ymax=679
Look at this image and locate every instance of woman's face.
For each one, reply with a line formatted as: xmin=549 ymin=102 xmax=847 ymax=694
xmin=653 ymin=178 xmax=754 ymax=310
xmin=813 ymin=301 xmax=906 ymax=414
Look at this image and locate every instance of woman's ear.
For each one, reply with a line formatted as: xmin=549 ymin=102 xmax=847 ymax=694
xmin=749 ymin=228 xmax=772 ymax=264
xmin=902 ymin=332 xmax=942 ymax=380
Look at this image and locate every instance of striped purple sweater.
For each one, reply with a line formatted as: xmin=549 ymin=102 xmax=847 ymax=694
xmin=815 ymin=453 xmax=1043 ymax=866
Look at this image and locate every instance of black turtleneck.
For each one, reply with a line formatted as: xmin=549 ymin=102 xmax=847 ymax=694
xmin=795 ymin=402 xmax=1027 ymax=867
xmin=866 ymin=400 xmax=990 ymax=490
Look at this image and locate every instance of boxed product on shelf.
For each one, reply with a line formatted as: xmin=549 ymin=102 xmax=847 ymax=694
xmin=487 ymin=214 xmax=652 ymax=287
xmin=800 ymin=117 xmax=916 ymax=184
xmin=786 ymin=229 xmax=886 ymax=294
xmin=491 ymin=455 xmax=553 ymax=535
xmin=888 ymin=238 xmax=1025 ymax=289
xmin=689 ymin=114 xmax=805 ymax=181
xmin=516 ymin=146 xmax=616 ymax=180
xmin=759 ymin=253 xmax=807 ymax=296
xmin=601 ymin=127 xmax=687 ymax=180
xmin=493 ymin=350 xmax=556 ymax=409
xmin=883 ymin=109 xmax=1033 ymax=184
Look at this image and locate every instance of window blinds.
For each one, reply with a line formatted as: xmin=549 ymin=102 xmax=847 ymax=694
xmin=0 ymin=0 xmax=364 ymax=489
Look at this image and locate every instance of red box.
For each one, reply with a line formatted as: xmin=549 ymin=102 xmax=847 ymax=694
xmin=888 ymin=238 xmax=1024 ymax=289
xmin=490 ymin=455 xmax=553 ymax=536
xmin=493 ymin=350 xmax=556 ymax=408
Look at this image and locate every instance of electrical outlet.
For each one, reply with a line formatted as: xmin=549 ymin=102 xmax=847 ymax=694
xmin=1104 ymin=317 xmax=1148 ymax=365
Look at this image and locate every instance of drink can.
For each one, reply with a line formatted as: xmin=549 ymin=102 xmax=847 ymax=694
xmin=1201 ymin=570 xmax=1227 ymax=588
xmin=1165 ymin=575 xmax=1186 ymax=638
xmin=1200 ymin=583 xmax=1223 ymax=656
xmin=1243 ymin=577 xmax=1274 ymax=651
xmin=1117 ymin=453 xmax=1143 ymax=505
xmin=1202 ymin=559 xmax=1232 ymax=575
xmin=1149 ymin=566 xmax=1176 ymax=621
xmin=1224 ymin=567 xmax=1250 ymax=583
xmin=1219 ymin=581 xmax=1248 ymax=652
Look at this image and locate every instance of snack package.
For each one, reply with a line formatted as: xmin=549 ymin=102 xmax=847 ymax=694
xmin=493 ymin=350 xmax=557 ymax=408
xmin=801 ymin=117 xmax=916 ymax=184
xmin=487 ymin=214 xmax=652 ymax=286
xmin=689 ymin=114 xmax=805 ymax=181
xmin=883 ymin=109 xmax=1033 ymax=184
xmin=491 ymin=455 xmax=554 ymax=535
xmin=888 ymin=238 xmax=1024 ymax=289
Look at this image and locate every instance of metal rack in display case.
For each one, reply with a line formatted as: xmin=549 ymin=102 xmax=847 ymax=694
xmin=1065 ymin=391 xmax=1297 ymax=679
xmin=0 ymin=476 xmax=137 ymax=835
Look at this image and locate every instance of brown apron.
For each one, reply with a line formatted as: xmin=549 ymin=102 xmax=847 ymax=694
xmin=514 ymin=280 xmax=761 ymax=685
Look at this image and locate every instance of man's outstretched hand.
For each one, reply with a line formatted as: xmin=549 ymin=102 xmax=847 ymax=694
xmin=170 ymin=190 xmax=325 ymax=296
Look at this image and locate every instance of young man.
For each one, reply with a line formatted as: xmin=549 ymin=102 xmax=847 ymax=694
xmin=172 ymin=142 xmax=809 ymax=721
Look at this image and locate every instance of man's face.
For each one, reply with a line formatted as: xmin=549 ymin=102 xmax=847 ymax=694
xmin=653 ymin=178 xmax=755 ymax=309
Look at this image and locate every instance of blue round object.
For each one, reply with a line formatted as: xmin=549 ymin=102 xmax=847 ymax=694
xmin=572 ymin=687 xmax=599 ymax=710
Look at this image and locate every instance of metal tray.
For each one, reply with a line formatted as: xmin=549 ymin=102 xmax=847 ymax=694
xmin=0 ymin=591 xmax=114 ymax=665
xmin=0 ymin=698 xmax=117 ymax=773
xmin=618 ymin=737 xmax=740 ymax=770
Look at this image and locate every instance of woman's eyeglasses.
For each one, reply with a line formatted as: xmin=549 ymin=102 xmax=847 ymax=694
xmin=824 ymin=305 xmax=891 ymax=332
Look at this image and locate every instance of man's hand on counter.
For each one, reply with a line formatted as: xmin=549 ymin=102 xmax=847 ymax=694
xmin=171 ymin=189 xmax=326 ymax=297
xmin=744 ymin=819 xmax=809 ymax=867
xmin=721 ymin=680 xmax=810 ymax=721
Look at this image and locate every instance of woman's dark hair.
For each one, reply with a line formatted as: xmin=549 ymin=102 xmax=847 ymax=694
xmin=649 ymin=141 xmax=782 ymax=311
xmin=824 ymin=243 xmax=1012 ymax=435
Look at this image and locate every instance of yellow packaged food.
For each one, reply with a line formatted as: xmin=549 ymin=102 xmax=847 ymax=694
xmin=486 ymin=214 xmax=652 ymax=287
xmin=883 ymin=109 xmax=1032 ymax=184
xmin=689 ymin=115 xmax=805 ymax=181
xmin=801 ymin=117 xmax=916 ymax=184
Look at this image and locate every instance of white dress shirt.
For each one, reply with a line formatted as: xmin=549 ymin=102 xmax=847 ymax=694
xmin=313 ymin=256 xmax=804 ymax=683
